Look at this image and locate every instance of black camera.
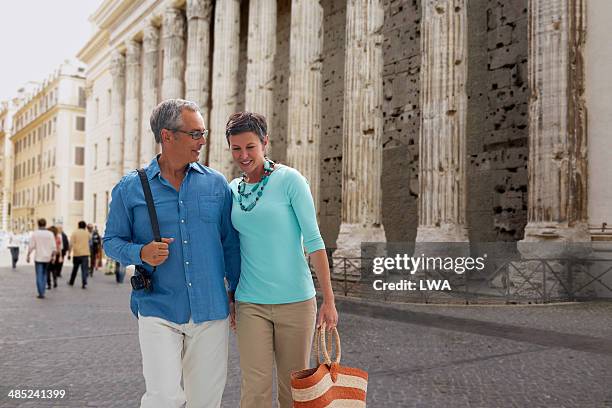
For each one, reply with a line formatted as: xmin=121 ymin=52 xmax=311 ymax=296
xmin=131 ymin=265 xmax=153 ymax=292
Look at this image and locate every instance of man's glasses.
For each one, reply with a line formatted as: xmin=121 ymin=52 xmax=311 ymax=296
xmin=170 ymin=129 xmax=209 ymax=140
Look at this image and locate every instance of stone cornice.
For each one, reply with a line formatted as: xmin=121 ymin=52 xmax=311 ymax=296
xmin=77 ymin=30 xmax=110 ymax=64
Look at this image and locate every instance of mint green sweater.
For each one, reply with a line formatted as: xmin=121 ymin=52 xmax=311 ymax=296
xmin=229 ymin=165 xmax=325 ymax=304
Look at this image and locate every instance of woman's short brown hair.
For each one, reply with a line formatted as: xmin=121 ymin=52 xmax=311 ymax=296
xmin=225 ymin=111 xmax=268 ymax=144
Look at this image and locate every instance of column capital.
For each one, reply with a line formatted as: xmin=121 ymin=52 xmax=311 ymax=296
xmin=109 ymin=51 xmax=125 ymax=78
xmin=143 ymin=23 xmax=159 ymax=52
xmin=186 ymin=0 xmax=213 ymax=20
xmin=125 ymin=40 xmax=141 ymax=62
xmin=163 ymin=6 xmax=185 ymax=38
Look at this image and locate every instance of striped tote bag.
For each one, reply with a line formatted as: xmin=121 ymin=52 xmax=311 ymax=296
xmin=291 ymin=323 xmax=368 ymax=407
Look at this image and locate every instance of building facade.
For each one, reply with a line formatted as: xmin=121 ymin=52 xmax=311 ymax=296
xmin=0 ymin=99 xmax=19 ymax=231
xmin=78 ymin=0 xmax=612 ymax=252
xmin=9 ymin=62 xmax=87 ymax=234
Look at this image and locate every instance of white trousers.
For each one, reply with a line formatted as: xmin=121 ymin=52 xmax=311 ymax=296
xmin=138 ymin=315 xmax=229 ymax=408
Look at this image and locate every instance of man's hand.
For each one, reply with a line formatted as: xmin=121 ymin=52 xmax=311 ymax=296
xmin=140 ymin=238 xmax=174 ymax=266
xmin=26 ymin=256 xmax=30 ymax=263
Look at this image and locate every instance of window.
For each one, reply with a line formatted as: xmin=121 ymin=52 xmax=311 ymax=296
xmin=53 ymin=149 xmax=56 ymax=166
xmin=106 ymin=137 xmax=110 ymax=166
xmin=52 ymin=184 xmax=55 ymax=201
xmin=93 ymin=193 xmax=97 ymax=223
xmin=105 ymin=191 xmax=109 ymax=219
xmin=95 ymin=98 xmax=99 ymax=124
xmin=107 ymin=89 xmax=112 ymax=116
xmin=75 ymin=146 xmax=85 ymax=165
xmin=74 ymin=182 xmax=84 ymax=201
xmin=37 ymin=154 xmax=41 ymax=172
xmin=76 ymin=116 xmax=86 ymax=131
xmin=78 ymin=87 xmax=86 ymax=108
xmin=93 ymin=144 xmax=98 ymax=170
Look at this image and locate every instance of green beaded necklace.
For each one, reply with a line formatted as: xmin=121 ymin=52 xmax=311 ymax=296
xmin=237 ymin=159 xmax=275 ymax=212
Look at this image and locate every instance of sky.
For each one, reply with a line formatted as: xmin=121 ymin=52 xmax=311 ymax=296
xmin=0 ymin=0 xmax=101 ymax=102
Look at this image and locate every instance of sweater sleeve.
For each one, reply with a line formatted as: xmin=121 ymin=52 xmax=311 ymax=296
xmin=284 ymin=167 xmax=325 ymax=254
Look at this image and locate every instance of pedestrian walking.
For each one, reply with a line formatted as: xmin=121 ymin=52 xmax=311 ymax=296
xmin=7 ymin=231 xmax=20 ymax=269
xmin=46 ymin=226 xmax=63 ymax=289
xmin=87 ymin=224 xmax=102 ymax=277
xmin=68 ymin=221 xmax=90 ymax=289
xmin=114 ymin=260 xmax=126 ymax=284
xmin=57 ymin=226 xmax=69 ymax=277
xmin=103 ymin=99 xmax=240 ymax=407
xmin=26 ymin=218 xmax=56 ymax=299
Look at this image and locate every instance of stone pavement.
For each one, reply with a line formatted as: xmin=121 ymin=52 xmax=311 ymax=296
xmin=1 ymin=255 xmax=611 ymax=407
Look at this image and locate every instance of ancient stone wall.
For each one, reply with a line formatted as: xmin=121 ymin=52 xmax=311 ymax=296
xmin=466 ymin=0 xmax=529 ymax=242
xmin=271 ymin=0 xmax=290 ymax=164
xmin=380 ymin=0 xmax=420 ymax=243
xmin=319 ymin=0 xmax=347 ymax=246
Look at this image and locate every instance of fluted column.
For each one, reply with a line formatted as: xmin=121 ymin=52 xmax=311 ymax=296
xmin=209 ymin=0 xmax=241 ymax=177
xmin=109 ymin=51 xmax=126 ymax=180
xmin=123 ymin=40 xmax=141 ymax=173
xmin=335 ymin=0 xmax=386 ymax=256
xmin=162 ymin=7 xmax=186 ymax=100
xmin=522 ymin=0 xmax=589 ymax=243
xmin=140 ymin=22 xmax=159 ymax=166
xmin=246 ymin=0 xmax=276 ymax=151
xmin=286 ymin=0 xmax=323 ymax=209
xmin=415 ymin=0 xmax=468 ymax=243
xmin=186 ymin=0 xmax=213 ymax=164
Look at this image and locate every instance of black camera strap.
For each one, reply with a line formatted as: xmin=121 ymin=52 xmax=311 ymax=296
xmin=137 ymin=168 xmax=161 ymax=273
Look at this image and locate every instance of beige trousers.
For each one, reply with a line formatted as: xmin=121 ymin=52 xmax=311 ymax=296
xmin=138 ymin=315 xmax=229 ymax=408
xmin=236 ymin=298 xmax=317 ymax=408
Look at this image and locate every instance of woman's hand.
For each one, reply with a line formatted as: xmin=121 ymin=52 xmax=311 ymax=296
xmin=229 ymin=300 xmax=236 ymax=331
xmin=317 ymin=300 xmax=338 ymax=330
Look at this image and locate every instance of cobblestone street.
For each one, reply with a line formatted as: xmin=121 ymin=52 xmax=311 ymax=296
xmin=1 ymin=257 xmax=611 ymax=407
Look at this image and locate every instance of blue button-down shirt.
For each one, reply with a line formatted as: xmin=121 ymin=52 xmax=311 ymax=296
xmin=103 ymin=157 xmax=240 ymax=324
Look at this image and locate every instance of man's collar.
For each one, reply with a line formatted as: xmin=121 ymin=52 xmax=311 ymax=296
xmin=145 ymin=155 xmax=204 ymax=180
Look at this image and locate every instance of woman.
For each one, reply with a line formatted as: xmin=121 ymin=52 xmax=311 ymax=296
xmin=226 ymin=111 xmax=338 ymax=407
xmin=46 ymin=226 xmax=63 ymax=289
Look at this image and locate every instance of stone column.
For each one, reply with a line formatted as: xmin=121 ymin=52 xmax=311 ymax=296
xmin=209 ymin=0 xmax=241 ymax=177
xmin=522 ymin=0 xmax=589 ymax=244
xmin=335 ymin=0 xmax=386 ymax=257
xmin=245 ymin=0 xmax=276 ymax=151
xmin=415 ymin=0 xmax=469 ymax=243
xmin=123 ymin=40 xmax=141 ymax=173
xmin=109 ymin=51 xmax=126 ymax=180
xmin=286 ymin=0 xmax=323 ymax=208
xmin=186 ymin=0 xmax=213 ymax=163
xmin=161 ymin=6 xmax=186 ymax=100
xmin=140 ymin=22 xmax=159 ymax=166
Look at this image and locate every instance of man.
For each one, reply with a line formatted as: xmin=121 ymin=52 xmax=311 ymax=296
xmin=68 ymin=221 xmax=91 ymax=288
xmin=26 ymin=218 xmax=56 ymax=299
xmin=7 ymin=230 xmax=20 ymax=269
xmin=58 ymin=225 xmax=69 ymax=277
xmin=103 ymin=99 xmax=240 ymax=408
xmin=87 ymin=223 xmax=102 ymax=276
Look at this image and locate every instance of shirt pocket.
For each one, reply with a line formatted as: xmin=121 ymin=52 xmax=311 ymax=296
xmin=198 ymin=194 xmax=223 ymax=223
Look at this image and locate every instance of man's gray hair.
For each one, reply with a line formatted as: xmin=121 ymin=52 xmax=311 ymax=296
xmin=150 ymin=99 xmax=201 ymax=143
